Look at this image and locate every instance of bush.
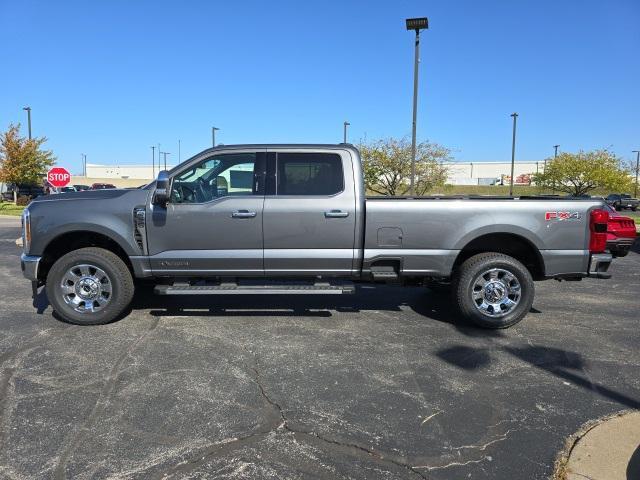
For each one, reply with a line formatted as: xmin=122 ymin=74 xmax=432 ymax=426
xmin=16 ymin=195 xmax=31 ymax=206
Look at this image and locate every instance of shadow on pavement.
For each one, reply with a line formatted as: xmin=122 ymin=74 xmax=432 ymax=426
xmin=437 ymin=343 xmax=640 ymax=409
xmin=628 ymin=444 xmax=640 ymax=480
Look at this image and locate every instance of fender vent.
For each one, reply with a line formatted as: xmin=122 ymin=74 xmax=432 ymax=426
xmin=133 ymin=208 xmax=147 ymax=253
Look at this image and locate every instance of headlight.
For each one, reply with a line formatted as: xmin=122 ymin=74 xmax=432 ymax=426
xmin=22 ymin=208 xmax=31 ymax=253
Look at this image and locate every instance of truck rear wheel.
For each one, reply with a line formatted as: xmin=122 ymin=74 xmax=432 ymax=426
xmin=46 ymin=247 xmax=134 ymax=325
xmin=452 ymin=253 xmax=534 ymax=329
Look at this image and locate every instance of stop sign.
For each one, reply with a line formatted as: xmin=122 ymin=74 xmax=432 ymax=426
xmin=47 ymin=167 xmax=71 ymax=188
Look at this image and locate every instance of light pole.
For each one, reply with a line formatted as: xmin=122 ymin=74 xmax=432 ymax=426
xmin=212 ymin=127 xmax=220 ymax=147
xmin=178 ymin=139 xmax=181 ymax=163
xmin=554 ymin=145 xmax=560 ymax=158
xmin=406 ymin=17 xmax=428 ymax=196
xmin=343 ymin=121 xmax=350 ymax=143
xmin=160 ymin=152 xmax=170 ymax=170
xmin=22 ymin=107 xmax=32 ymax=139
xmin=509 ymin=112 xmax=518 ymax=196
xmin=81 ymin=153 xmax=87 ymax=177
xmin=633 ymin=150 xmax=640 ymax=198
xmin=151 ymin=146 xmax=156 ymax=178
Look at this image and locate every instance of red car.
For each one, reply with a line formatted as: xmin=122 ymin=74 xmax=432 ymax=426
xmin=90 ymin=183 xmax=116 ymax=190
xmin=604 ymin=204 xmax=637 ymax=257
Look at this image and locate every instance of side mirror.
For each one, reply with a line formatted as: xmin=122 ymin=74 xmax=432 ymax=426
xmin=153 ymin=170 xmax=170 ymax=205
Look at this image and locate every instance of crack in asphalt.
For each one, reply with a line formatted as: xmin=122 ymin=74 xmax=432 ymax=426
xmin=158 ymin=345 xmax=430 ymax=479
xmin=53 ymin=318 xmax=160 ymax=480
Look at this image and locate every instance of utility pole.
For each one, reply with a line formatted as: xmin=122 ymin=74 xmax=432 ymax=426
xmin=23 ymin=107 xmax=32 ymax=139
xmin=633 ymin=150 xmax=640 ymax=198
xmin=405 ymin=17 xmax=428 ymax=196
xmin=509 ymin=112 xmax=518 ymax=196
xmin=160 ymin=152 xmax=170 ymax=170
xmin=343 ymin=121 xmax=350 ymax=143
xmin=151 ymin=146 xmax=156 ymax=178
xmin=212 ymin=127 xmax=220 ymax=147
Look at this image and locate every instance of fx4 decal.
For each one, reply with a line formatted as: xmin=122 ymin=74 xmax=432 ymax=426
xmin=545 ymin=211 xmax=581 ymax=221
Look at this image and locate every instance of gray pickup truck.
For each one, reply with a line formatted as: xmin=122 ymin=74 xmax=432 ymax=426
xmin=21 ymin=144 xmax=614 ymax=328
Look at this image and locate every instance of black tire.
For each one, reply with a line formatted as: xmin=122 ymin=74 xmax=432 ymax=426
xmin=452 ymin=252 xmax=534 ymax=329
xmin=632 ymin=207 xmax=637 ymax=212
xmin=46 ymin=247 xmax=134 ymax=325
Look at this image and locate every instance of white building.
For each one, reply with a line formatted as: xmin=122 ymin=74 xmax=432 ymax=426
xmin=86 ymin=160 xmax=547 ymax=186
xmin=445 ymin=161 xmax=546 ymax=185
xmin=85 ymin=163 xmax=176 ymax=180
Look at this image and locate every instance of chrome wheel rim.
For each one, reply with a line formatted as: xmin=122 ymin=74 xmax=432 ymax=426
xmin=60 ymin=264 xmax=112 ymax=313
xmin=471 ymin=268 xmax=521 ymax=318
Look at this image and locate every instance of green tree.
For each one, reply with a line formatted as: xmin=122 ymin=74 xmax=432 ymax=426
xmin=359 ymin=137 xmax=450 ymax=196
xmin=533 ymin=149 xmax=632 ymax=197
xmin=0 ymin=124 xmax=55 ymax=202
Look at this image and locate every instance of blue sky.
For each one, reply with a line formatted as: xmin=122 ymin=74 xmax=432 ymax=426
xmin=1 ymin=0 xmax=638 ymax=173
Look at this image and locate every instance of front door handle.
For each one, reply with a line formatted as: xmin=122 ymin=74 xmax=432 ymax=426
xmin=232 ymin=210 xmax=257 ymax=218
xmin=324 ymin=210 xmax=349 ymax=218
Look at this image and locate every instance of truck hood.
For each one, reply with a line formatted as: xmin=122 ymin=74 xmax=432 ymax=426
xmin=30 ymin=188 xmax=144 ymax=204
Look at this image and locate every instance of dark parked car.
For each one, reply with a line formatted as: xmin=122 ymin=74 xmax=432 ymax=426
xmin=73 ymin=184 xmax=91 ymax=191
xmin=1 ymin=183 xmax=45 ymax=201
xmin=605 ymin=194 xmax=639 ymax=211
xmin=90 ymin=183 xmax=116 ymax=190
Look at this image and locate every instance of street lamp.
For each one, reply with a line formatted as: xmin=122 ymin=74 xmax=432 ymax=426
xmin=554 ymin=145 xmax=560 ymax=158
xmin=212 ymin=127 xmax=220 ymax=147
xmin=151 ymin=146 xmax=156 ymax=178
xmin=343 ymin=121 xmax=350 ymax=143
xmin=22 ymin=107 xmax=32 ymax=139
xmin=81 ymin=153 xmax=87 ymax=177
xmin=633 ymin=150 xmax=640 ymax=198
xmin=406 ymin=17 xmax=428 ymax=196
xmin=160 ymin=152 xmax=171 ymax=170
xmin=509 ymin=112 xmax=518 ymax=196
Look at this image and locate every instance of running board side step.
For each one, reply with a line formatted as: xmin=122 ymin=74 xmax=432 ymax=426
xmin=154 ymin=283 xmax=355 ymax=295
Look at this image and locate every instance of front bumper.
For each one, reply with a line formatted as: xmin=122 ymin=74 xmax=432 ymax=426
xmin=21 ymin=254 xmax=41 ymax=281
xmin=588 ymin=253 xmax=612 ymax=279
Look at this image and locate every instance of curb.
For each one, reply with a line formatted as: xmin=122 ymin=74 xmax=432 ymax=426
xmin=553 ymin=409 xmax=640 ymax=480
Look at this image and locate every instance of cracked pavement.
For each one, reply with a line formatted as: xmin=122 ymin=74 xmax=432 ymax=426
xmin=0 ymin=216 xmax=639 ymax=479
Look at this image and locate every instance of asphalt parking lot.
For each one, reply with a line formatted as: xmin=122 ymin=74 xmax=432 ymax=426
xmin=0 ymin=215 xmax=638 ymax=480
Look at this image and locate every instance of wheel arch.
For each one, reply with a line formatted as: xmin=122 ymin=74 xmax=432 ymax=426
xmin=38 ymin=230 xmax=134 ymax=282
xmin=452 ymin=232 xmax=545 ymax=280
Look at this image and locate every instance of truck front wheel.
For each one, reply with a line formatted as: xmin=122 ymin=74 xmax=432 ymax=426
xmin=452 ymin=253 xmax=534 ymax=329
xmin=46 ymin=247 xmax=134 ymax=325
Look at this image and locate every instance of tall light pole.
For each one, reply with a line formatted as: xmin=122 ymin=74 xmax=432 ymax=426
xmin=212 ymin=127 xmax=220 ymax=147
xmin=81 ymin=153 xmax=87 ymax=177
xmin=406 ymin=17 xmax=428 ymax=196
xmin=22 ymin=107 xmax=32 ymax=139
xmin=150 ymin=146 xmax=156 ymax=178
xmin=343 ymin=121 xmax=350 ymax=143
xmin=554 ymin=145 xmax=560 ymax=158
xmin=178 ymin=139 xmax=181 ymax=163
xmin=633 ymin=150 xmax=640 ymax=198
xmin=160 ymin=152 xmax=170 ymax=170
xmin=509 ymin=112 xmax=518 ymax=196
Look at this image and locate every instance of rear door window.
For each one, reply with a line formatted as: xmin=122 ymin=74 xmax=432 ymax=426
xmin=276 ymin=153 xmax=343 ymax=195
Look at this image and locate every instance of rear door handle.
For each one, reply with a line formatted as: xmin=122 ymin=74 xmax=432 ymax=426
xmin=324 ymin=210 xmax=349 ymax=218
xmin=232 ymin=210 xmax=257 ymax=218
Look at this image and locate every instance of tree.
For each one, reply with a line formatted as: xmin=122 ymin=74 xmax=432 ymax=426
xmin=0 ymin=124 xmax=55 ymax=202
xmin=359 ymin=137 xmax=450 ymax=196
xmin=533 ymin=149 xmax=632 ymax=197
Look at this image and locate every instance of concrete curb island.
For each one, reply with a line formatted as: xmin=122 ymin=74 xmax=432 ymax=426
xmin=553 ymin=410 xmax=640 ymax=480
